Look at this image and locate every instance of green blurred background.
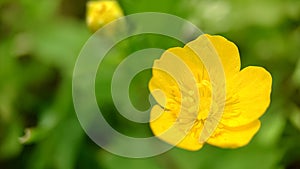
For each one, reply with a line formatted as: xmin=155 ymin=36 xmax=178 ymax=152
xmin=1 ymin=0 xmax=300 ymax=168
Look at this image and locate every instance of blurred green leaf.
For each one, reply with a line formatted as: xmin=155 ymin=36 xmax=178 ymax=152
xmin=289 ymin=105 xmax=300 ymax=131
xmin=0 ymin=121 xmax=22 ymax=160
xmin=98 ymin=151 xmax=162 ymax=169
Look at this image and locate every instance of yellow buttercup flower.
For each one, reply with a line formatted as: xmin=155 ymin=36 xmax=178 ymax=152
xmin=86 ymin=0 xmax=124 ymax=32
xmin=149 ymin=34 xmax=272 ymax=151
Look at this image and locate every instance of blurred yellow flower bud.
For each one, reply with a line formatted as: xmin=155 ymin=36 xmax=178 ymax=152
xmin=86 ymin=0 xmax=124 ymax=32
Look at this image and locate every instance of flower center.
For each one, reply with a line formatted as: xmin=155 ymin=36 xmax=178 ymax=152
xmin=196 ymin=80 xmax=213 ymax=121
xmin=187 ymin=79 xmax=223 ymax=141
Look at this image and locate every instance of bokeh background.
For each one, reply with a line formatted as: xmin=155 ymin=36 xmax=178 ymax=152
xmin=1 ymin=0 xmax=300 ymax=168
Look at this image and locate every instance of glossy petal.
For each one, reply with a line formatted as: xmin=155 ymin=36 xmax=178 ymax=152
xmin=149 ymin=49 xmax=199 ymax=108
xmin=221 ymin=66 xmax=272 ymax=127
xmin=150 ymin=105 xmax=203 ymax=151
xmin=204 ymin=34 xmax=241 ymax=78
xmin=149 ymin=105 xmax=176 ymax=133
xmin=176 ymin=132 xmax=204 ymax=151
xmin=149 ymin=70 xmax=178 ymax=107
xmin=167 ymin=47 xmax=208 ymax=81
xmin=207 ymin=120 xmax=261 ymax=148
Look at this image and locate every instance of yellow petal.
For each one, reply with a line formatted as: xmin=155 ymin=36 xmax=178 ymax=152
xmin=222 ymin=66 xmax=272 ymax=127
xmin=149 ymin=105 xmax=176 ymax=132
xmin=176 ymin=132 xmax=204 ymax=151
xmin=150 ymin=105 xmax=203 ymax=151
xmin=207 ymin=120 xmax=261 ymax=148
xmin=149 ymin=48 xmax=199 ymax=108
xmin=203 ymin=34 xmax=241 ymax=78
xmin=149 ymin=69 xmax=178 ymax=107
xmin=167 ymin=47 xmax=209 ymax=81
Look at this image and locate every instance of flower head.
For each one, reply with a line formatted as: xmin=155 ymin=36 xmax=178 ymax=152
xmin=86 ymin=0 xmax=123 ymax=32
xmin=149 ymin=34 xmax=272 ymax=150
